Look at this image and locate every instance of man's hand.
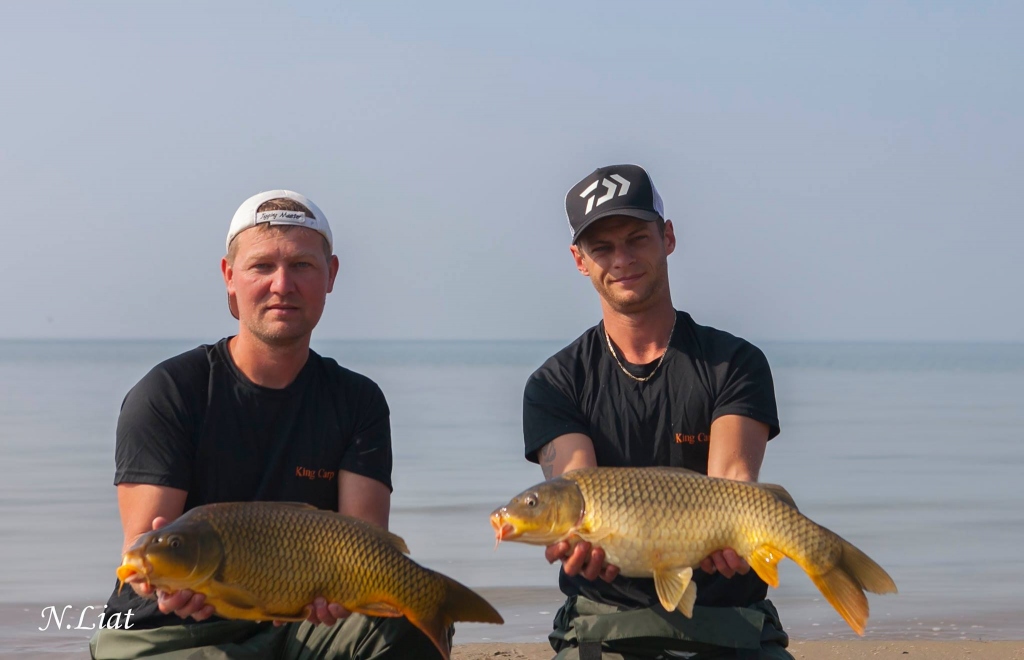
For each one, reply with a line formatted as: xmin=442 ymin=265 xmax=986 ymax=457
xmin=130 ymin=517 xmax=216 ymax=621
xmin=699 ymin=548 xmax=750 ymax=579
xmin=545 ymin=540 xmax=619 ymax=583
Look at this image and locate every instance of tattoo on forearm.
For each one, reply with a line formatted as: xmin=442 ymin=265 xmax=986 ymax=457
xmin=540 ymin=443 xmax=556 ymax=479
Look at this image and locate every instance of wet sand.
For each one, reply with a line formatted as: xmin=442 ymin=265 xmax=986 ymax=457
xmin=7 ymin=597 xmax=1024 ymax=658
xmin=453 ymin=640 xmax=1024 ymax=659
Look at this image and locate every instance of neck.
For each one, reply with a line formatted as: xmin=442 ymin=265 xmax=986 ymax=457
xmin=601 ymin=299 xmax=677 ymax=365
xmin=228 ymin=331 xmax=310 ymax=389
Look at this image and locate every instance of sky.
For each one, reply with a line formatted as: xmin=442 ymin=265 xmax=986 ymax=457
xmin=1 ymin=1 xmax=1021 ymax=342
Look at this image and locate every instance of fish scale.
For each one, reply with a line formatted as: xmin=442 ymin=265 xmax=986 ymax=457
xmin=492 ymin=466 xmax=897 ymax=636
xmin=117 ymin=501 xmax=502 ymax=659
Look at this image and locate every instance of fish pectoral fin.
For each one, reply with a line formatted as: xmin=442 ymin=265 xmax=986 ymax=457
xmin=748 ymin=545 xmax=785 ymax=589
xmin=351 ymin=601 xmax=404 ymax=618
xmin=580 ymin=528 xmax=613 ymax=544
xmin=676 ymin=578 xmax=698 ymax=618
xmin=653 ymin=566 xmax=693 ymax=614
xmin=206 ymin=582 xmax=263 ymax=611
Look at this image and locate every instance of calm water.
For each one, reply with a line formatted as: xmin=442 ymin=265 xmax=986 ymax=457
xmin=1 ymin=339 xmax=1023 ymax=653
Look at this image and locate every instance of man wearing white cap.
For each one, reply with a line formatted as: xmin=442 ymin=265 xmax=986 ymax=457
xmin=91 ymin=191 xmax=443 ymax=658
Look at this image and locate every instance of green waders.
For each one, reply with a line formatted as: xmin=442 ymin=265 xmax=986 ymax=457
xmin=89 ymin=615 xmax=451 ymax=660
xmin=549 ymin=596 xmax=793 ymax=660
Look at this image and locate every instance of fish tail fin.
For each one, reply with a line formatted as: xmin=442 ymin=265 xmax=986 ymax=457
xmin=407 ymin=575 xmax=503 ymax=660
xmin=806 ymin=538 xmax=897 ymax=636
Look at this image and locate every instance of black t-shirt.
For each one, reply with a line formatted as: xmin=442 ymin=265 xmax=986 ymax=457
xmin=104 ymin=338 xmax=393 ymax=628
xmin=523 ymin=310 xmax=780 ymax=610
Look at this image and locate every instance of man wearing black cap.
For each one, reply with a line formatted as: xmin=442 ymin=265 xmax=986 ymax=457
xmin=523 ymin=165 xmax=792 ymax=658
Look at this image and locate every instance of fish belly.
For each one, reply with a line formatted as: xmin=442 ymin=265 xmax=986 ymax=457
xmin=583 ymin=514 xmax=746 ymax=577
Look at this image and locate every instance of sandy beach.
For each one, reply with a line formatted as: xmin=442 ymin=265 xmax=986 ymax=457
xmin=7 ymin=599 xmax=1024 ymax=659
xmin=452 ymin=640 xmax=1024 ymax=659
xmin=9 ymin=592 xmax=1024 ymax=658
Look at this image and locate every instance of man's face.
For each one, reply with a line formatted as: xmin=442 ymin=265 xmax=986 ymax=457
xmin=571 ymin=216 xmax=676 ymax=313
xmin=221 ymin=226 xmax=339 ymax=347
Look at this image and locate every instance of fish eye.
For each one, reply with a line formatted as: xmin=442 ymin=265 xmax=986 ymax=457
xmin=169 ymin=536 xmax=181 ymax=549
xmin=525 ymin=495 xmax=537 ymax=508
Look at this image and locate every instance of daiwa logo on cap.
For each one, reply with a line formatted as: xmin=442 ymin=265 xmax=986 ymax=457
xmin=565 ymin=164 xmax=665 ymax=244
xmin=580 ymin=174 xmax=632 ymax=215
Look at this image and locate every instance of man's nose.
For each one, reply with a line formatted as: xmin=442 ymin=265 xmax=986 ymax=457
xmin=269 ymin=266 xmax=295 ymax=293
xmin=611 ymin=245 xmax=636 ymax=268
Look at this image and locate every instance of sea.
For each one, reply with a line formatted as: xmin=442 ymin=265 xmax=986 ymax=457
xmin=1 ymin=339 xmax=1022 ymax=655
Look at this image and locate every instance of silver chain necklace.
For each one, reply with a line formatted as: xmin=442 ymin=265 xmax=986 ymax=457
xmin=604 ymin=313 xmax=677 ymax=383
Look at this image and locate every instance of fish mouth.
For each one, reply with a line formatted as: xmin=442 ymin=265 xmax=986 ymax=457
xmin=489 ymin=509 xmax=520 ymax=546
xmin=116 ymin=554 xmax=152 ymax=595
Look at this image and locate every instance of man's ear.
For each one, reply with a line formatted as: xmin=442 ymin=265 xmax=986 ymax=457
xmin=570 ymin=244 xmax=590 ymax=276
xmin=221 ymin=257 xmax=239 ymax=320
xmin=326 ymin=255 xmax=340 ymax=293
xmin=221 ymin=257 xmax=233 ymax=290
xmin=663 ymin=220 xmax=677 ymax=256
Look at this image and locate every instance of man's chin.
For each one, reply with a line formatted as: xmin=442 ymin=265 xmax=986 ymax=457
xmin=604 ymin=292 xmax=655 ymax=314
xmin=247 ymin=322 xmax=312 ymax=347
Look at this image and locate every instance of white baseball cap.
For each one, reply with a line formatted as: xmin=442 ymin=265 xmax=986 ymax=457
xmin=226 ymin=190 xmax=333 ymax=253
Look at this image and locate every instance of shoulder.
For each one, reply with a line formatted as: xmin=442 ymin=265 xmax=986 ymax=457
xmin=309 ymin=351 xmax=388 ymax=403
xmin=129 ymin=343 xmax=215 ymax=400
xmin=676 ymin=312 xmax=769 ymax=366
xmin=528 ymin=324 xmax=604 ymax=389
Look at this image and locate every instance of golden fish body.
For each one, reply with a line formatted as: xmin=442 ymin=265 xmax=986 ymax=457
xmin=490 ymin=467 xmax=896 ymax=636
xmin=118 ymin=502 xmax=502 ymax=659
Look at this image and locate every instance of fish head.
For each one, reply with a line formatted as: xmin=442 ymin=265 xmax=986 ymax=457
xmin=490 ymin=477 xmax=585 ymax=546
xmin=117 ymin=517 xmax=223 ymax=594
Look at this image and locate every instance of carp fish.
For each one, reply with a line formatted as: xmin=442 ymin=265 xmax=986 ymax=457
xmin=117 ymin=501 xmax=502 ymax=659
xmin=490 ymin=467 xmax=896 ymax=636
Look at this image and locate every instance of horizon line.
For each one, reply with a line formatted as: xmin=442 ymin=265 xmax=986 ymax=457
xmin=0 ymin=337 xmax=1022 ymax=346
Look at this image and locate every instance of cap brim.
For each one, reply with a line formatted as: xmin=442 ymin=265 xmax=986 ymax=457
xmin=572 ymin=208 xmax=664 ymax=244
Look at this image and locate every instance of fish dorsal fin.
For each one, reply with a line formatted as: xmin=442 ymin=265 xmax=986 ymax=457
xmin=270 ymin=502 xmax=321 ymax=510
xmin=752 ymin=483 xmax=798 ymax=510
xmin=649 ymin=466 xmax=704 ymax=477
xmin=342 ymin=516 xmax=411 ymax=555
xmin=648 ymin=467 xmax=798 ymax=510
xmin=376 ymin=529 xmax=411 ymax=555
xmin=653 ymin=566 xmax=694 ymax=614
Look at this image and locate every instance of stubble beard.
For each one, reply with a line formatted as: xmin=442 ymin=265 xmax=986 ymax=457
xmin=595 ymin=261 xmax=670 ymax=315
xmin=243 ymin=313 xmax=313 ymax=348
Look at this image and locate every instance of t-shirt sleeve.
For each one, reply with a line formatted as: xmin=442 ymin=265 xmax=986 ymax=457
xmin=523 ymin=370 xmax=591 ymax=463
xmin=339 ymin=378 xmax=393 ymax=492
xmin=711 ymin=342 xmax=781 ymax=440
xmin=113 ymin=366 xmax=197 ymax=490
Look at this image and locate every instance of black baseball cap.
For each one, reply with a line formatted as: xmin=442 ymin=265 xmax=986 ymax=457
xmin=565 ymin=164 xmax=665 ymax=243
